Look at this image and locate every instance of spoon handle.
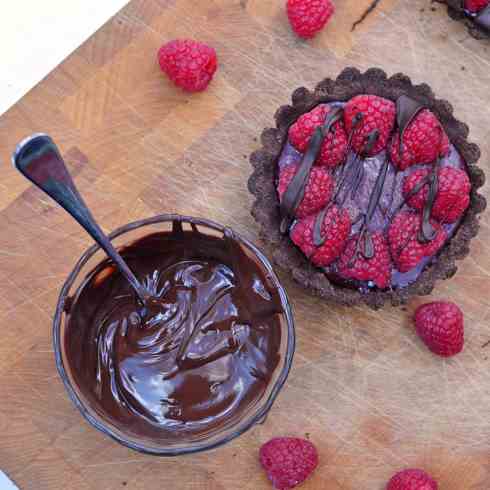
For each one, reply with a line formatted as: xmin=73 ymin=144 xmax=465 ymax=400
xmin=12 ymin=134 xmax=150 ymax=304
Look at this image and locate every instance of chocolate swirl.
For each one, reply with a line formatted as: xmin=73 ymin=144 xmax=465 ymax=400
xmin=65 ymin=229 xmax=282 ymax=439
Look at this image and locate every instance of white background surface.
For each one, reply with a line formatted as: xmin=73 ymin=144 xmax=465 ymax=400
xmin=0 ymin=471 xmax=18 ymax=490
xmin=0 ymin=0 xmax=129 ymax=116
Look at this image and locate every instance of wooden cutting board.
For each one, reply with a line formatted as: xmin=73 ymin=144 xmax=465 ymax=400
xmin=1 ymin=0 xmax=489 ymax=488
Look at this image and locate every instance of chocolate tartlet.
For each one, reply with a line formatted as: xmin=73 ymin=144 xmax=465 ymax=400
xmin=248 ymin=68 xmax=486 ymax=309
xmin=443 ymin=0 xmax=490 ymax=38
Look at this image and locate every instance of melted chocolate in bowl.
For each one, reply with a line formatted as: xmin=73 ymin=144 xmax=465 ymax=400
xmin=57 ymin=217 xmax=293 ymax=454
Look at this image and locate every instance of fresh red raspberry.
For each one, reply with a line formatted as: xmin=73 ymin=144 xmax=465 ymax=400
xmin=291 ymin=206 xmax=351 ymax=266
xmin=289 ymin=105 xmax=348 ymax=168
xmin=387 ymin=468 xmax=438 ymax=490
xmin=157 ymin=39 xmax=217 ymax=92
xmin=259 ymin=437 xmax=318 ymax=489
xmin=344 ymin=95 xmax=396 ymax=156
xmin=278 ymin=164 xmax=334 ymax=218
xmin=414 ymin=301 xmax=464 ymax=357
xmin=337 ymin=232 xmax=392 ymax=289
xmin=403 ymin=166 xmax=471 ymax=224
xmin=388 ymin=211 xmax=447 ymax=273
xmin=287 ymin=0 xmax=335 ymax=39
xmin=390 ymin=110 xmax=450 ymax=171
xmin=465 ymin=0 xmax=489 ymax=13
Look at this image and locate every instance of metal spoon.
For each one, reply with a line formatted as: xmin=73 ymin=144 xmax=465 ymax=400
xmin=12 ymin=134 xmax=152 ymax=305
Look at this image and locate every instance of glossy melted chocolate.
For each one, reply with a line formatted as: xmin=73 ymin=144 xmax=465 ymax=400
xmin=65 ymin=225 xmax=283 ymax=440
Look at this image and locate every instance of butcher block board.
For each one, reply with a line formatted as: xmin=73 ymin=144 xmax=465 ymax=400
xmin=1 ymin=0 xmax=490 ymax=488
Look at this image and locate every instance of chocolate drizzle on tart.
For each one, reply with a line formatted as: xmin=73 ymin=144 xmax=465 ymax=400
xmin=280 ymin=106 xmax=343 ymax=233
xmin=396 ymin=95 xmax=425 ymax=159
xmin=248 ymin=68 xmax=486 ymax=309
xmin=418 ymin=162 xmax=440 ymax=243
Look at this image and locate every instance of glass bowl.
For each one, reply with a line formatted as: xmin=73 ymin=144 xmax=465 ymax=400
xmin=53 ymin=214 xmax=295 ymax=456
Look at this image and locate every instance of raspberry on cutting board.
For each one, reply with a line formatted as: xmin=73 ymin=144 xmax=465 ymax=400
xmin=387 ymin=468 xmax=438 ymax=490
xmin=414 ymin=301 xmax=464 ymax=357
xmin=259 ymin=437 xmax=318 ymax=489
xmin=287 ymin=0 xmax=335 ymax=39
xmin=158 ymin=39 xmax=218 ymax=92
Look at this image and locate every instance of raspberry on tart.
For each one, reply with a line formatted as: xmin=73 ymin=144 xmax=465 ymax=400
xmin=465 ymin=0 xmax=490 ymax=12
xmin=402 ymin=166 xmax=471 ymax=223
xmin=338 ymin=232 xmax=392 ymax=289
xmin=288 ymin=104 xmax=348 ymax=168
xmin=344 ymin=94 xmax=396 ymax=157
xmin=291 ymin=206 xmax=351 ymax=267
xmin=390 ymin=107 xmax=450 ymax=171
xmin=278 ymin=164 xmax=334 ymax=219
xmin=388 ymin=211 xmax=447 ymax=274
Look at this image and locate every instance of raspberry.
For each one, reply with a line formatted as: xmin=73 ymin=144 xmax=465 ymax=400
xmin=465 ymin=0 xmax=489 ymax=12
xmin=158 ymin=39 xmax=217 ymax=92
xmin=403 ymin=166 xmax=471 ymax=224
xmin=337 ymin=232 xmax=392 ymax=289
xmin=289 ymin=105 xmax=348 ymax=168
xmin=259 ymin=437 xmax=318 ymax=489
xmin=344 ymin=95 xmax=396 ymax=156
xmin=387 ymin=468 xmax=438 ymax=490
xmin=414 ymin=301 xmax=464 ymax=357
xmin=388 ymin=211 xmax=447 ymax=273
xmin=287 ymin=0 xmax=335 ymax=39
xmin=390 ymin=109 xmax=450 ymax=171
xmin=278 ymin=164 xmax=334 ymax=218
xmin=291 ymin=206 xmax=351 ymax=266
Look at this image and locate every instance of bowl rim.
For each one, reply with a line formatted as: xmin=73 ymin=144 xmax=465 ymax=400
xmin=53 ymin=213 xmax=296 ymax=456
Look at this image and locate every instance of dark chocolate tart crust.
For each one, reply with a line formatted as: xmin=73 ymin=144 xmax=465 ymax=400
xmin=442 ymin=0 xmax=490 ymax=39
xmin=248 ymin=68 xmax=486 ymax=309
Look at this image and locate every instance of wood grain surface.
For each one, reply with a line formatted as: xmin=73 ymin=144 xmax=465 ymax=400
xmin=1 ymin=0 xmax=490 ymax=488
